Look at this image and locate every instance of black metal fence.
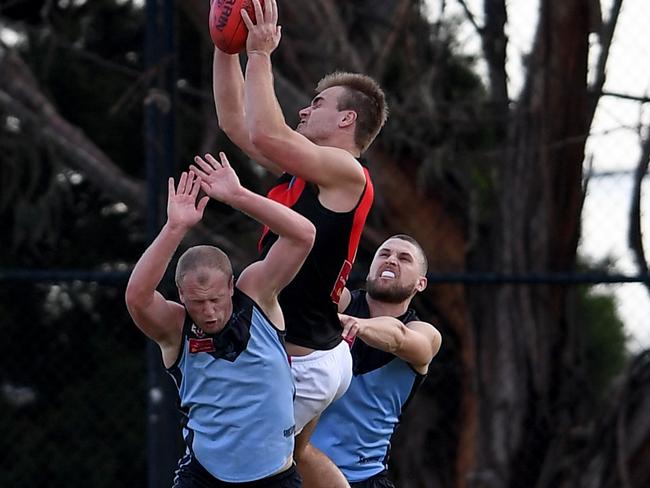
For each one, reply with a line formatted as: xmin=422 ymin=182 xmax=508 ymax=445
xmin=1 ymin=269 xmax=648 ymax=488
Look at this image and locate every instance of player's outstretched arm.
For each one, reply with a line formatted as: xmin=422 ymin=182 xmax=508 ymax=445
xmin=212 ymin=49 xmax=282 ymax=175
xmin=191 ymin=152 xmax=315 ymax=315
xmin=125 ymin=172 xmax=209 ymax=348
xmin=340 ymin=314 xmax=442 ymax=372
xmin=242 ymin=0 xmax=366 ymax=191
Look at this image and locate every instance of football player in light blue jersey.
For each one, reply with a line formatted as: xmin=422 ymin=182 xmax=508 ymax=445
xmin=304 ymin=235 xmax=442 ymax=488
xmin=125 ymin=152 xmax=315 ymax=487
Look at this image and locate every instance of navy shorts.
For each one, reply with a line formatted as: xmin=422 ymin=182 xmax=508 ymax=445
xmin=350 ymin=471 xmax=396 ymax=488
xmin=172 ymin=453 xmax=302 ymax=488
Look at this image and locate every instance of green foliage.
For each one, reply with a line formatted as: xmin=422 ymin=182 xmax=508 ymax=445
xmin=576 ymin=285 xmax=628 ymax=396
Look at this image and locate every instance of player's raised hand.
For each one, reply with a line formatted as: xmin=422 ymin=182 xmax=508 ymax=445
xmin=167 ymin=171 xmax=209 ymax=230
xmin=191 ymin=152 xmax=243 ymax=206
xmin=242 ymin=0 xmax=281 ymax=56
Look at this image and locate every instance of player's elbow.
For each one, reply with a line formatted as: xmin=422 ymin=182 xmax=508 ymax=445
xmin=124 ymin=287 xmax=139 ymax=312
xmin=218 ymin=117 xmax=245 ymax=143
xmin=297 ymin=220 xmax=316 ymax=251
xmin=248 ymin=126 xmax=269 ymax=149
xmin=249 ymin=126 xmax=281 ymax=156
xmin=305 ymin=221 xmax=316 ymax=244
xmin=124 ymin=278 xmax=149 ymax=311
xmin=124 ymin=290 xmax=142 ymax=323
xmin=431 ymin=329 xmax=443 ymax=358
xmin=216 ymin=117 xmax=231 ymax=134
xmin=124 ymin=279 xmax=137 ymax=306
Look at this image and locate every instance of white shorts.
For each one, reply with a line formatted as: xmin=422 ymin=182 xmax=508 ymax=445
xmin=291 ymin=340 xmax=353 ymax=434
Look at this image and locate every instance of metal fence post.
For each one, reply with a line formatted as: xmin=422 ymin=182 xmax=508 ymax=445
xmin=145 ymin=1 xmax=179 ymax=487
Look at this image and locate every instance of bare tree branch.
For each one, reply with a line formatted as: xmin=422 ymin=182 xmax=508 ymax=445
xmin=588 ymin=0 xmax=624 ymax=120
xmin=481 ymin=0 xmax=509 ymax=131
xmin=576 ymin=351 xmax=650 ymax=487
xmin=600 ymin=90 xmax=650 ymax=104
xmin=629 ymin=126 xmax=650 ymax=297
xmin=457 ymin=0 xmax=483 ymax=35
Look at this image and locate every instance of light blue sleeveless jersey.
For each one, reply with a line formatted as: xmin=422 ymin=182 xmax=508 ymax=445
xmin=167 ymin=288 xmax=295 ymax=482
xmin=311 ymin=290 xmax=425 ymax=482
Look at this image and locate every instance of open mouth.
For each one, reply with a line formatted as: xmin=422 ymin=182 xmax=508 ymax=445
xmin=380 ymin=270 xmax=396 ymax=279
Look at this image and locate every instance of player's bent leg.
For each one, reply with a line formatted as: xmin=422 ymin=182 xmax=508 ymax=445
xmin=295 ymin=429 xmax=349 ymax=488
xmin=294 ymin=415 xmax=320 ymax=460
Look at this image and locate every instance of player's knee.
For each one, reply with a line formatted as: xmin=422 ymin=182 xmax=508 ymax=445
xmin=293 ymin=433 xmax=310 ymax=460
xmin=295 ymin=440 xmax=318 ymax=466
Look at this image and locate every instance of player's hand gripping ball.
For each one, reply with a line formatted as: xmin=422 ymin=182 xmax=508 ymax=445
xmin=209 ymin=0 xmax=260 ymax=54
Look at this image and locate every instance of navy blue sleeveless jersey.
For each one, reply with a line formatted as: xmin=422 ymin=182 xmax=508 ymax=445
xmin=166 ymin=288 xmax=296 ymax=483
xmin=310 ymin=290 xmax=427 ymax=482
xmin=259 ymin=167 xmax=374 ymax=350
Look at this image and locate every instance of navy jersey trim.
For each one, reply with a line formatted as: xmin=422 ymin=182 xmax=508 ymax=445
xmin=166 ymin=288 xmax=286 ymax=375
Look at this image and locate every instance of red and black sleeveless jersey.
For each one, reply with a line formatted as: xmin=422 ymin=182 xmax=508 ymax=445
xmin=259 ymin=167 xmax=374 ymax=350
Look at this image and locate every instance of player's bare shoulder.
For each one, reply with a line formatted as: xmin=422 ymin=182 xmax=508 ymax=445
xmin=316 ymin=148 xmax=368 ymax=212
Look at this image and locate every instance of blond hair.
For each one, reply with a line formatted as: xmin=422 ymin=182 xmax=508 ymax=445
xmin=388 ymin=234 xmax=428 ymax=275
xmin=175 ymin=245 xmax=233 ymax=288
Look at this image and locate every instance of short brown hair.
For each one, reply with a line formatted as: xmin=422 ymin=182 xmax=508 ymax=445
xmin=316 ymin=72 xmax=388 ymax=153
xmin=175 ymin=245 xmax=233 ymax=288
xmin=389 ymin=234 xmax=428 ymax=275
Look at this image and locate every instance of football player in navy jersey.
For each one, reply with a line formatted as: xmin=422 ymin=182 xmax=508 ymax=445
xmin=305 ymin=235 xmax=442 ymax=488
xmin=125 ymin=152 xmax=315 ymax=487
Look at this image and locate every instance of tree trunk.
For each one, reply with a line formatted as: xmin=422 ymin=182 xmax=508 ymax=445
xmin=470 ymin=1 xmax=591 ymax=487
xmin=573 ymin=351 xmax=650 ymax=488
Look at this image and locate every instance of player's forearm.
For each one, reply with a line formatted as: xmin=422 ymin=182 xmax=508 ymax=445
xmin=357 ymin=317 xmax=407 ymax=354
xmin=126 ymin=224 xmax=188 ymax=305
xmin=229 ymin=187 xmax=314 ymax=244
xmin=213 ymin=49 xmax=247 ymax=135
xmin=244 ymin=52 xmax=288 ymax=147
xmin=212 ymin=51 xmax=283 ymax=174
